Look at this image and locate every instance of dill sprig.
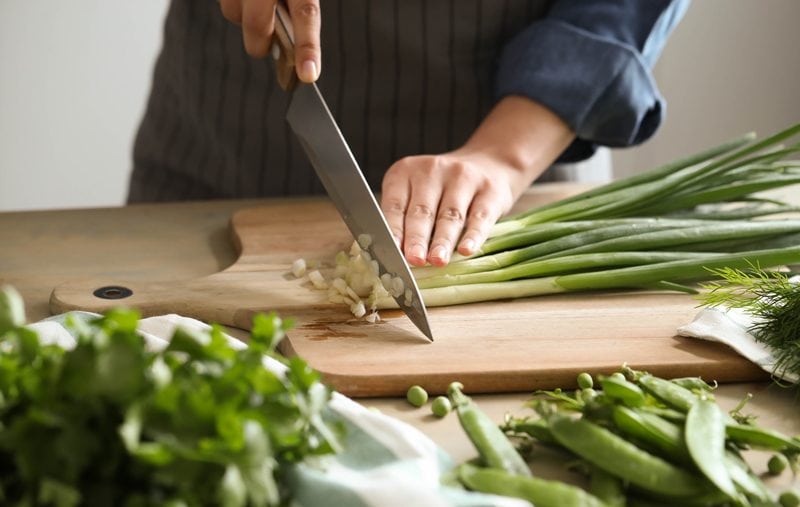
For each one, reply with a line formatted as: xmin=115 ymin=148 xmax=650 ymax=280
xmin=700 ymin=265 xmax=800 ymax=384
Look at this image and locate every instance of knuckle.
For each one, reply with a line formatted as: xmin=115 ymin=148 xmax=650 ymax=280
xmin=296 ymin=41 xmax=319 ymax=54
xmin=437 ymin=206 xmax=465 ymax=224
xmin=469 ymin=206 xmax=492 ymax=222
xmin=295 ymin=2 xmax=320 ymax=20
xmin=382 ymin=198 xmax=406 ymax=215
xmin=410 ymin=204 xmax=435 ymax=220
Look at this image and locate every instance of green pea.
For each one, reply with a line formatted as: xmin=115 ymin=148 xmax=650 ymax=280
xmin=431 ymin=396 xmax=451 ymax=418
xmin=780 ymin=491 xmax=800 ymax=507
xmin=610 ymin=372 xmax=626 ymax=382
xmin=577 ymin=372 xmax=594 ymax=389
xmin=768 ymin=454 xmax=788 ymax=475
xmin=406 ymin=385 xmax=428 ymax=407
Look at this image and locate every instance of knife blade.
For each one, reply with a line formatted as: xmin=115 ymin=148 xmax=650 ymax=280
xmin=272 ymin=5 xmax=433 ymax=341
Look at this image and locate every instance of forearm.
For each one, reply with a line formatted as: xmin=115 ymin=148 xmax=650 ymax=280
xmin=456 ymin=95 xmax=575 ymax=198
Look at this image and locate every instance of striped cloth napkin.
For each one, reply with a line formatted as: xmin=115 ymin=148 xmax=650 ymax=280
xmin=29 ymin=313 xmax=528 ymax=507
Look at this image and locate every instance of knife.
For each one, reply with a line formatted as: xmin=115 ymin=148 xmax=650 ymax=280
xmin=271 ymin=4 xmax=433 ymax=341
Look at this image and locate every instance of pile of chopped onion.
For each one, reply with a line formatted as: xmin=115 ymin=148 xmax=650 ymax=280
xmin=291 ymin=238 xmax=410 ymax=323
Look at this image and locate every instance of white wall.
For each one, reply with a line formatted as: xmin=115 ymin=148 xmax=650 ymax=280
xmin=613 ymin=0 xmax=800 ymax=177
xmin=0 ymin=1 xmax=168 ymax=211
xmin=2 ymin=1 xmax=799 ymax=211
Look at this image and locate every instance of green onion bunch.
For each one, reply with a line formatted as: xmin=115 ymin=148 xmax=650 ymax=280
xmin=395 ymin=124 xmax=800 ymax=308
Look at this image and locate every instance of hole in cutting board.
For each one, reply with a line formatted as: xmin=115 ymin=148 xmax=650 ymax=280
xmin=93 ymin=286 xmax=133 ymax=300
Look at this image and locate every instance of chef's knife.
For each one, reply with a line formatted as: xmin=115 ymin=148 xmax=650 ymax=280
xmin=271 ymin=4 xmax=433 ymax=341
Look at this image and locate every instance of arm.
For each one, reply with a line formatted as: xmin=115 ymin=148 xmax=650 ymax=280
xmin=381 ymin=0 xmax=690 ymax=266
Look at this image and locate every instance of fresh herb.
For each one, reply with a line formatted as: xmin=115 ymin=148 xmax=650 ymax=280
xmin=0 ymin=287 xmax=341 ymax=506
xmin=700 ymin=265 xmax=800 ymax=383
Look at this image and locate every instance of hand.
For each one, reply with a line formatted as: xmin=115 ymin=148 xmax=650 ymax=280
xmin=219 ymin=0 xmax=321 ymax=82
xmin=380 ymin=96 xmax=575 ymax=267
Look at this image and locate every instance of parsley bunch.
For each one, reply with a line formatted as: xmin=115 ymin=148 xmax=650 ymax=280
xmin=0 ymin=286 xmax=340 ymax=506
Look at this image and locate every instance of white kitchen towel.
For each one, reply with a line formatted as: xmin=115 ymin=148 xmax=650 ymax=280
xmin=29 ymin=312 xmax=529 ymax=507
xmin=677 ymin=301 xmax=799 ymax=385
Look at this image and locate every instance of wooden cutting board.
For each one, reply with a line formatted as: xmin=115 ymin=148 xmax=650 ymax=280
xmin=50 ymin=195 xmax=766 ymax=397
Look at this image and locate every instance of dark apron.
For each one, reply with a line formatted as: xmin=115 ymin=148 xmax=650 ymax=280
xmin=128 ymin=0 xmax=552 ymax=202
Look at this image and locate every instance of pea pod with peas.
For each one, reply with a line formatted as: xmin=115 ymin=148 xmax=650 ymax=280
xmin=454 ymin=368 xmax=799 ymax=506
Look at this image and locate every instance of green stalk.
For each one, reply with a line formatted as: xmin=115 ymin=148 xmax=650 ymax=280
xmin=378 ymin=245 xmax=800 ymax=308
xmin=536 ymin=220 xmax=800 ymax=260
xmin=417 ymin=251 xmax=719 ymax=289
xmin=500 ymin=133 xmax=756 ymax=223
xmin=417 ymin=221 xmax=694 ymax=279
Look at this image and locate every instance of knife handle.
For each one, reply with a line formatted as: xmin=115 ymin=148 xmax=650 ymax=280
xmin=272 ymin=2 xmax=297 ymax=91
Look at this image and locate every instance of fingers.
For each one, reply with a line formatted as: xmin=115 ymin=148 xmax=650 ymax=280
xmin=381 ymin=161 xmax=411 ymax=250
xmin=457 ymin=192 xmax=503 ymax=257
xmin=287 ymin=0 xmax=322 ymax=82
xmin=427 ymin=171 xmax=473 ymax=266
xmin=220 ymin=0 xmax=321 ymax=82
xmin=240 ymin=0 xmax=276 ymax=58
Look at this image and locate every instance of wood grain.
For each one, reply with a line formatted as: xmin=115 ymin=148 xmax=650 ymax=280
xmin=50 ymin=192 xmax=767 ymax=397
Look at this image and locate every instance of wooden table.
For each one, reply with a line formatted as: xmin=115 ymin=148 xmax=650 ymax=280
xmin=2 ymin=185 xmax=798 ymax=491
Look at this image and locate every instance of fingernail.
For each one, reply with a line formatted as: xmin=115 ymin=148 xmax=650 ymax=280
xmin=409 ymin=244 xmax=426 ymax=263
xmin=299 ymin=60 xmax=318 ymax=82
xmin=431 ymin=245 xmax=448 ymax=263
xmin=461 ymin=239 xmax=476 ymax=254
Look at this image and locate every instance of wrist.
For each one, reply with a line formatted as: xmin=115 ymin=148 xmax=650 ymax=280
xmin=459 ymin=96 xmax=575 ymax=189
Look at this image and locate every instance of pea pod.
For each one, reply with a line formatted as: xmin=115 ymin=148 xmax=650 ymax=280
xmin=726 ymin=423 xmax=800 ymax=452
xmin=670 ymin=376 xmax=716 ymax=393
xmin=637 ymin=374 xmax=699 ymax=412
xmin=589 ymin=464 xmax=626 ymax=507
xmin=724 ymin=451 xmax=772 ymax=504
xmin=448 ymin=382 xmax=531 ymax=476
xmin=601 ymin=375 xmax=646 ymax=407
xmin=548 ymin=414 xmax=712 ymax=497
xmin=504 ymin=418 xmax=556 ymax=445
xmin=612 ymin=405 xmax=690 ymax=463
xmin=685 ymin=399 xmax=742 ymax=503
xmin=457 ymin=463 xmax=606 ymax=507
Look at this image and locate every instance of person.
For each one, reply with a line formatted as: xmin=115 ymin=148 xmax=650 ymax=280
xmin=128 ymin=0 xmax=690 ymax=267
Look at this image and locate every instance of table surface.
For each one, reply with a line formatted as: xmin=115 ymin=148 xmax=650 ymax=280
xmin=2 ymin=184 xmax=798 ymax=492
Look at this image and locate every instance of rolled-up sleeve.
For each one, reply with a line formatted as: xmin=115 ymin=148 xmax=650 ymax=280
xmin=494 ymin=0 xmax=691 ymax=162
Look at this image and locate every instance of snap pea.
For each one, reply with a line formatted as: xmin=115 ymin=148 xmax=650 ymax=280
xmin=726 ymin=423 xmax=800 ymax=452
xmin=548 ymin=414 xmax=711 ymax=497
xmin=611 ymin=405 xmax=690 ymax=463
xmin=601 ymin=375 xmax=646 ymax=407
xmin=589 ymin=464 xmax=626 ymax=507
xmin=725 ymin=452 xmax=772 ymax=503
xmin=448 ymin=382 xmax=531 ymax=476
xmin=670 ymin=376 xmax=716 ymax=393
xmin=457 ymin=463 xmax=606 ymax=507
xmin=685 ymin=399 xmax=741 ymax=503
xmin=504 ymin=418 xmax=556 ymax=445
xmin=636 ymin=374 xmax=699 ymax=412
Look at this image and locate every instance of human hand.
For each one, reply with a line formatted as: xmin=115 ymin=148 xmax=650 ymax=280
xmin=218 ymin=0 xmax=321 ymax=82
xmin=380 ymin=96 xmax=575 ymax=267
xmin=381 ymin=151 xmax=521 ymax=268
